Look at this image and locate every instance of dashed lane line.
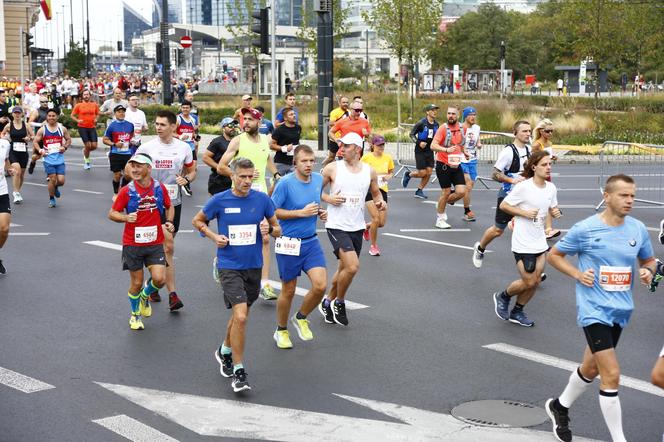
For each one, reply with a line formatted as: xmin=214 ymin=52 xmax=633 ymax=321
xmin=382 ymin=232 xmax=491 ymax=252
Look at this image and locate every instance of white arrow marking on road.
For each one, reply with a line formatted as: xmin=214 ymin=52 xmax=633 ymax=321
xmin=0 ymin=366 xmax=55 ymax=393
xmin=484 ymin=343 xmax=664 ymax=398
xmin=265 ymin=279 xmax=369 ymax=310
xmin=93 ymin=414 xmax=178 ymax=442
xmin=95 ymin=382 xmax=599 ymax=441
xmin=400 ymin=228 xmax=471 ymax=232
xmin=8 ymin=232 xmax=50 ymax=236
xmin=73 ymin=188 xmax=104 ymax=195
xmin=84 ymin=240 xmax=123 ymax=251
xmin=383 ymin=233 xmax=492 ymax=252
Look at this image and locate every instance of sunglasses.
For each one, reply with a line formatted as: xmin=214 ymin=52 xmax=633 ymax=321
xmin=353 ymin=108 xmax=363 ymax=112
xmin=543 ymin=129 xmax=554 ymax=134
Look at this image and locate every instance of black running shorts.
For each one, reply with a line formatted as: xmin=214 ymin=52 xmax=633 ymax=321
xmin=9 ymin=151 xmax=28 ymax=168
xmin=583 ymin=323 xmax=623 ymax=353
xmin=109 ymin=153 xmax=131 ymax=173
xmin=513 ymin=251 xmax=546 ymax=273
xmin=365 ymin=188 xmax=388 ymax=203
xmin=122 ymin=244 xmax=166 ymax=271
xmin=78 ymin=127 xmax=98 ymax=143
xmin=326 ymin=228 xmax=363 ymax=259
xmin=435 ymin=162 xmax=465 ymax=189
xmin=219 ymin=268 xmax=261 ymax=309
xmin=0 ymin=194 xmax=10 ymax=214
xmin=415 ymin=149 xmax=434 ymax=170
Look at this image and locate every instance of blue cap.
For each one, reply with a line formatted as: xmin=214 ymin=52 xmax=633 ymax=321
xmin=462 ymin=106 xmax=477 ymax=121
xmin=220 ymin=117 xmax=238 ymax=127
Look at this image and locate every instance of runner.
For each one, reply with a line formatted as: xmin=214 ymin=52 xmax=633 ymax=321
xmin=232 ymin=94 xmax=252 ymax=127
xmin=430 ymin=105 xmax=466 ymax=229
xmin=532 ymin=118 xmax=560 ymax=239
xmin=71 ymin=89 xmax=100 ymax=170
xmin=32 ymin=108 xmax=72 ymax=208
xmin=361 ymin=135 xmax=393 ymax=256
xmin=254 ymin=106 xmax=274 ymax=136
xmin=108 ymin=153 xmax=173 ymax=330
xmin=1 ymin=106 xmax=34 ymax=204
xmin=270 ymin=107 xmax=301 ymax=176
xmin=544 ymin=174 xmax=655 ymax=442
xmin=133 ymin=110 xmax=196 ymax=311
xmin=124 ymin=94 xmax=148 ymax=151
xmin=26 ymin=97 xmax=50 ymax=174
xmin=202 ymin=117 xmax=236 ymax=196
xmin=100 ymin=88 xmax=129 ymax=123
xmin=0 ymin=91 xmax=11 ymax=133
xmin=193 ymin=157 xmax=281 ymax=392
xmin=460 ymin=106 xmax=482 ymax=221
xmin=274 ymin=92 xmax=298 ymax=128
xmin=493 ymin=150 xmax=560 ymax=327
xmin=103 ymin=105 xmax=135 ymax=200
xmin=270 ymin=144 xmax=327 ymax=348
xmin=217 ymin=107 xmax=281 ymax=301
xmin=175 ymin=100 xmax=200 ymax=196
xmin=327 ymin=101 xmax=372 ymax=161
xmin=322 ymin=96 xmax=350 ymax=167
xmin=0 ymin=138 xmax=13 ymax=274
xmin=319 ymin=132 xmax=385 ymax=326
xmin=403 ymin=104 xmax=439 ymax=199
xmin=472 ymin=120 xmax=532 ymax=268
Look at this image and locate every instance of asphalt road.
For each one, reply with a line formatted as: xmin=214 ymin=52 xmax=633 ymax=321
xmin=1 ymin=144 xmax=663 ymax=441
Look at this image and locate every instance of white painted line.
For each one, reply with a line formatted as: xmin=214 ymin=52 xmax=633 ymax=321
xmin=195 ymin=205 xmax=204 ymax=208
xmin=484 ymin=343 xmax=664 ymax=398
xmin=9 ymin=232 xmax=50 ymax=236
xmin=383 ymin=232 xmax=491 ymax=252
xmin=316 ymin=229 xmax=326 ymax=233
xmin=0 ymin=366 xmax=55 ymax=393
xmin=93 ymin=414 xmax=179 ymax=442
xmin=266 ymin=279 xmax=369 ymax=310
xmin=84 ymin=240 xmax=123 ymax=251
xmin=493 ymin=204 xmax=664 ymax=210
xmin=23 ymin=182 xmax=48 ymax=187
xmin=73 ymin=188 xmax=104 ymax=195
xmin=9 ymin=223 xmax=23 ymax=227
xmin=400 ymin=228 xmax=471 ymax=233
xmin=177 ymin=229 xmax=194 ymax=233
xmin=421 ymin=201 xmax=464 ymax=208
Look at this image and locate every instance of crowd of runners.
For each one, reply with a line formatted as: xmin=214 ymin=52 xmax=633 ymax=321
xmin=0 ymin=85 xmax=662 ymax=442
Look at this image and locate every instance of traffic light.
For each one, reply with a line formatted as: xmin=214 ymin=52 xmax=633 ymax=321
xmin=117 ymin=41 xmax=123 ymax=51
xmin=25 ymin=33 xmax=34 ymax=56
xmin=251 ymin=7 xmax=269 ymax=55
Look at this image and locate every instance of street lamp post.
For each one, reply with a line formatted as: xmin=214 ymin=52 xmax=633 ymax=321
xmin=216 ymin=0 xmax=221 ymax=66
xmin=69 ymin=0 xmax=74 ymax=47
xmin=364 ymin=29 xmax=369 ymax=91
xmin=85 ymin=0 xmax=91 ymax=76
xmin=61 ymin=6 xmax=66 ymax=58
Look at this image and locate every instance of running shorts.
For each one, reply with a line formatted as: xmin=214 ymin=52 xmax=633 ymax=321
xmin=276 ymin=238 xmax=326 ymax=282
xmin=513 ymin=251 xmax=546 ymax=273
xmin=160 ymin=204 xmax=182 ymax=234
xmin=0 ymin=194 xmax=10 ymax=214
xmin=78 ymin=127 xmax=98 ymax=143
xmin=122 ymin=244 xmax=166 ymax=271
xmin=495 ymin=190 xmax=513 ymax=230
xmin=326 ymin=228 xmax=363 ymax=259
xmin=44 ymin=163 xmax=65 ymax=176
xmin=461 ymin=161 xmax=478 ymax=181
xmin=415 ymin=149 xmax=434 ymax=170
xmin=365 ymin=188 xmax=388 ymax=203
xmin=219 ymin=268 xmax=261 ymax=309
xmin=9 ymin=151 xmax=28 ymax=168
xmin=109 ymin=153 xmax=131 ymax=173
xmin=435 ymin=162 xmax=465 ymax=189
xmin=583 ymin=323 xmax=623 ymax=353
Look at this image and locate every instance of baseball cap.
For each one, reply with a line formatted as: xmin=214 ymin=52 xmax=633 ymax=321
xmin=241 ymin=107 xmax=262 ymax=120
xmin=39 ymin=88 xmax=48 ymax=94
xmin=371 ymin=134 xmax=386 ymax=145
xmin=10 ymin=106 xmax=23 ymax=114
xmin=424 ymin=104 xmax=439 ymax=112
xmin=114 ymin=104 xmax=127 ymax=112
xmin=220 ymin=117 xmax=238 ymax=127
xmin=462 ymin=106 xmax=477 ymax=121
xmin=128 ymin=153 xmax=153 ymax=167
xmin=241 ymin=94 xmax=252 ymax=100
xmin=339 ymin=132 xmax=364 ymax=146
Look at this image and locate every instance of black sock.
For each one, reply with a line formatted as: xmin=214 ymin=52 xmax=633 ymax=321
xmin=478 ymin=244 xmax=485 ymax=252
xmin=464 ymin=207 xmax=471 ymax=214
xmin=552 ymin=398 xmax=568 ymax=412
xmin=296 ymin=311 xmax=306 ymax=320
xmin=277 ymin=325 xmax=287 ymax=331
xmin=512 ymin=303 xmax=524 ymax=312
xmin=112 ymin=180 xmax=120 ymax=194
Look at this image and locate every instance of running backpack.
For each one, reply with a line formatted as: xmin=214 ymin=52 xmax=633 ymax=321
xmin=507 ymin=143 xmax=530 ymax=174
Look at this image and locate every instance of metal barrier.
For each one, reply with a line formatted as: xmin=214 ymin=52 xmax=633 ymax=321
xmin=595 ymin=141 xmax=664 ymax=210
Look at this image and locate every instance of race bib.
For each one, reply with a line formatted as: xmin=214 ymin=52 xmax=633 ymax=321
xmin=180 ymin=132 xmax=193 ymax=141
xmin=599 ymin=266 xmax=632 ymax=292
xmin=47 ymin=143 xmax=61 ymax=155
xmin=165 ymin=184 xmax=179 ymax=200
xmin=377 ymin=175 xmax=388 ymax=187
xmin=12 ymin=142 xmax=27 ymax=152
xmin=251 ymin=182 xmax=263 ymax=191
xmin=343 ymin=192 xmax=363 ymax=208
xmin=448 ymin=153 xmax=463 ymax=167
xmin=532 ymin=210 xmax=546 ymax=229
xmin=134 ymin=226 xmax=158 ymax=244
xmin=118 ymin=142 xmax=130 ymax=152
xmin=228 ymin=224 xmax=257 ymax=246
xmin=427 ymin=129 xmax=434 ymax=139
xmin=275 ymin=236 xmax=301 ymax=256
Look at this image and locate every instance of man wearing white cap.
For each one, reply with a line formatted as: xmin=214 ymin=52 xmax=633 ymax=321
xmin=319 ymin=132 xmax=385 ymax=326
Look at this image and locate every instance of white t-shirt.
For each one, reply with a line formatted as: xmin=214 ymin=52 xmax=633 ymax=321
xmin=0 ymin=139 xmax=10 ymax=195
xmin=135 ymin=137 xmax=194 ymax=206
xmin=494 ymin=144 xmax=530 ymax=193
xmin=503 ymin=178 xmax=558 ymax=254
xmin=461 ymin=124 xmax=481 ymax=162
xmin=557 ymin=79 xmax=563 ymax=89
xmin=124 ymin=108 xmax=148 ymax=144
xmin=23 ymin=93 xmax=40 ymax=112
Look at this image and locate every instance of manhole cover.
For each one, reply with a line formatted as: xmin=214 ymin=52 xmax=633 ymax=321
xmin=451 ymin=400 xmax=548 ymax=428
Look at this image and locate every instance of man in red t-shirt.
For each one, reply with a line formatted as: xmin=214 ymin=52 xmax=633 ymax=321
xmin=430 ymin=105 xmax=467 ymax=229
xmin=327 ymin=101 xmax=372 ymax=159
xmin=108 ymin=153 xmax=175 ymax=331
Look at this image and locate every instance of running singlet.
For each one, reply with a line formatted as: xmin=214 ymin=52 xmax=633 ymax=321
xmin=202 ymin=189 xmax=275 ymax=270
xmin=325 ymin=161 xmax=371 ymax=232
xmin=9 ymin=122 xmax=28 ymax=153
xmin=105 ymin=120 xmax=135 ymax=155
xmin=461 ymin=123 xmax=481 ymax=163
xmin=555 ymin=214 xmax=653 ymax=328
xmin=433 ymin=123 xmax=464 ymax=166
xmin=42 ymin=125 xmax=65 ymax=165
xmin=177 ymin=114 xmax=198 ymax=150
xmin=135 ymin=138 xmax=194 ymax=207
xmin=271 ymin=172 xmax=323 ymax=241
xmin=112 ymin=179 xmax=171 ymax=246
xmin=0 ymin=140 xmax=9 ymax=195
xmin=235 ymin=132 xmax=270 ymax=193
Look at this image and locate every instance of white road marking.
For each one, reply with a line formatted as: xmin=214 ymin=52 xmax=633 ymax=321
xmin=92 ymin=415 xmax=179 ymax=442
xmin=383 ymin=233 xmax=491 ymax=252
xmin=484 ymin=343 xmax=664 ymax=398
xmin=421 ymin=201 xmax=465 ymax=207
xmin=96 ymin=382 xmax=599 ymax=441
xmin=266 ymin=279 xmax=369 ymax=310
xmin=9 ymin=223 xmax=23 ymax=227
xmin=316 ymin=229 xmax=326 ymax=233
xmin=23 ymin=182 xmax=48 ymax=187
xmin=400 ymin=228 xmax=471 ymax=232
xmin=9 ymin=232 xmax=50 ymax=236
xmin=84 ymin=240 xmax=123 ymax=251
xmin=73 ymin=188 xmax=104 ymax=195
xmin=0 ymin=366 xmax=55 ymax=393
xmin=492 ymin=204 xmax=663 ymax=210
xmin=177 ymin=229 xmax=194 ymax=233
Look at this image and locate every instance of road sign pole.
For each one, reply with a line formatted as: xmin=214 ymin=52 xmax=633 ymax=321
xmin=270 ymin=3 xmax=276 ymax=121
xmin=161 ymin=0 xmax=172 ymax=105
xmin=19 ymin=26 xmax=25 ymax=98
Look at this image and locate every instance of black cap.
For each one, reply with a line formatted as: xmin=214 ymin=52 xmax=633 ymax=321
xmin=113 ymin=104 xmax=127 ymax=112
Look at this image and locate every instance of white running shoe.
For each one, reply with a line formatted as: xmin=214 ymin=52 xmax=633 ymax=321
xmin=472 ymin=241 xmax=485 ymax=268
xmin=435 ymin=219 xmax=451 ymax=229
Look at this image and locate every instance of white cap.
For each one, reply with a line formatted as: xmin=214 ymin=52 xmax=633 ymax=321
xmin=338 ymin=132 xmax=364 ymax=146
xmin=39 ymin=88 xmax=48 ymax=94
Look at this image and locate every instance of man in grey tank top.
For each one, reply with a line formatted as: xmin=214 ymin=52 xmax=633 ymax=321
xmin=318 ymin=132 xmax=385 ymax=326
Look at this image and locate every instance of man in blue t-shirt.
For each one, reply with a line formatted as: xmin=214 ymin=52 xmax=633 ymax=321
xmin=274 ymin=92 xmax=298 ymax=128
xmin=270 ymin=145 xmax=327 ymax=349
xmin=544 ymin=174 xmax=656 ymax=442
xmin=103 ymin=105 xmax=135 ymax=199
xmin=193 ymin=157 xmax=281 ymax=394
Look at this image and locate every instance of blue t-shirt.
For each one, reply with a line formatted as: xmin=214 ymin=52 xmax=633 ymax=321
xmin=105 ymin=120 xmax=135 ymax=155
xmin=203 ymin=189 xmax=275 ymax=270
xmin=276 ymin=108 xmax=298 ymax=124
xmin=259 ymin=118 xmax=274 ymax=135
xmin=271 ymin=172 xmax=323 ymax=242
xmin=555 ymin=214 xmax=653 ymax=328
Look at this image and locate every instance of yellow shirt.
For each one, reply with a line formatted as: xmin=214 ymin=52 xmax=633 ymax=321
xmin=361 ymin=152 xmax=394 ymax=192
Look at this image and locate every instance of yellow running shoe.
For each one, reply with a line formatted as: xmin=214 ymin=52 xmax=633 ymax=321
xmin=129 ymin=315 xmax=144 ymax=330
xmin=139 ymin=297 xmax=152 ymax=317
xmin=260 ymin=284 xmax=279 ymax=300
xmin=273 ymin=329 xmax=293 ymax=349
xmin=290 ymin=315 xmax=313 ymax=341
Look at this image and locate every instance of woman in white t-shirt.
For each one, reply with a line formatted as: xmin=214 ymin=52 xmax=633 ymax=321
xmin=532 ymin=118 xmax=559 ymax=239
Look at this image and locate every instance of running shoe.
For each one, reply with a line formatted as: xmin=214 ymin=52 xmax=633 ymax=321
xmin=54 ymin=187 xmax=60 ymax=198
xmin=493 ymin=292 xmax=510 ymax=321
xmin=363 ymin=227 xmax=370 ymax=242
xmin=509 ymin=309 xmax=534 ymax=327
xmin=290 ymin=315 xmax=314 ymax=341
xmin=129 ymin=315 xmax=144 ymax=330
xmin=401 ymin=170 xmax=411 ymax=188
xmin=659 ymin=219 xmax=664 ymax=245
xmin=414 ymin=189 xmax=427 ymax=199
xmin=545 ymin=398 xmax=572 ymax=442
xmin=332 ymin=301 xmax=348 ymax=326
xmin=260 ymin=284 xmax=279 ymax=300
xmin=182 ymin=183 xmax=192 ymax=196
xmin=232 ymin=368 xmax=251 ymax=393
xmin=546 ymin=229 xmax=561 ymax=240
xmin=273 ymin=329 xmax=293 ymax=349
xmin=541 ymin=273 xmax=547 ymax=282
xmin=12 ymin=192 xmax=20 ymax=204
xmin=28 ymin=161 xmax=36 ymax=174
xmin=318 ymin=300 xmax=334 ymax=324
xmin=472 ymin=242 xmax=484 ymax=268
xmin=649 ymin=259 xmax=664 ymax=292
xmin=168 ymin=292 xmax=184 ymax=311
xmin=214 ymin=347 xmax=234 ymax=378
xmin=212 ymin=256 xmax=220 ymax=284
xmin=463 ymin=211 xmax=476 ymax=222
xmin=148 ymin=291 xmax=161 ymax=302
xmin=83 ymin=161 xmax=91 ymax=171
xmin=369 ymin=245 xmax=381 ymax=256
xmin=139 ymin=297 xmax=152 ymax=317
xmin=0 ymin=259 xmax=6 ymax=274
xmin=435 ymin=218 xmax=451 ymax=229
xmin=48 ymin=197 xmax=56 ymax=208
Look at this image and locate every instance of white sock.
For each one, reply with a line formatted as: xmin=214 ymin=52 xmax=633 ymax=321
xmin=437 ymin=212 xmax=445 ymax=220
xmin=559 ymin=367 xmax=594 ymax=408
xmin=599 ymin=390 xmax=626 ymax=442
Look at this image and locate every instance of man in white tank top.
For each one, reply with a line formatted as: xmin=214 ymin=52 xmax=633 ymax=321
xmin=318 ymin=132 xmax=385 ymax=326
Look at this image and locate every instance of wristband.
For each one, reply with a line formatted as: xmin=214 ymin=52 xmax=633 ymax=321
xmin=273 ymin=172 xmax=281 ymax=179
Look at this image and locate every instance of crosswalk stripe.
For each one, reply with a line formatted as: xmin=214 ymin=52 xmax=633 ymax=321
xmin=93 ymin=415 xmax=179 ymax=442
xmin=0 ymin=366 xmax=55 ymax=393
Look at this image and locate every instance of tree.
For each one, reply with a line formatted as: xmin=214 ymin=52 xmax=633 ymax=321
xmin=64 ymin=42 xmax=86 ymax=77
xmin=296 ymin=1 xmax=349 ymax=57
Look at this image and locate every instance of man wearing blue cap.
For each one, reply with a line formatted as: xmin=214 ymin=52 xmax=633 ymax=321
xmin=460 ymin=106 xmax=482 ymax=221
xmin=202 ymin=117 xmax=238 ymax=196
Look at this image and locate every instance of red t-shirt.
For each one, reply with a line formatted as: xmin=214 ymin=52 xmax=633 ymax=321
xmin=433 ymin=123 xmax=464 ymax=165
xmin=332 ymin=118 xmax=371 ymax=157
xmin=112 ymin=179 xmax=172 ymax=246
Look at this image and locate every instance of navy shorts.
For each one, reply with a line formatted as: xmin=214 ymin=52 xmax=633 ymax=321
xmin=44 ymin=163 xmax=66 ymax=176
xmin=276 ymin=238 xmax=326 ymax=282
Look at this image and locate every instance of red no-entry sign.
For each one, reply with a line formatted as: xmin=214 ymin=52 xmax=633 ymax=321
xmin=180 ymin=36 xmax=192 ymax=48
